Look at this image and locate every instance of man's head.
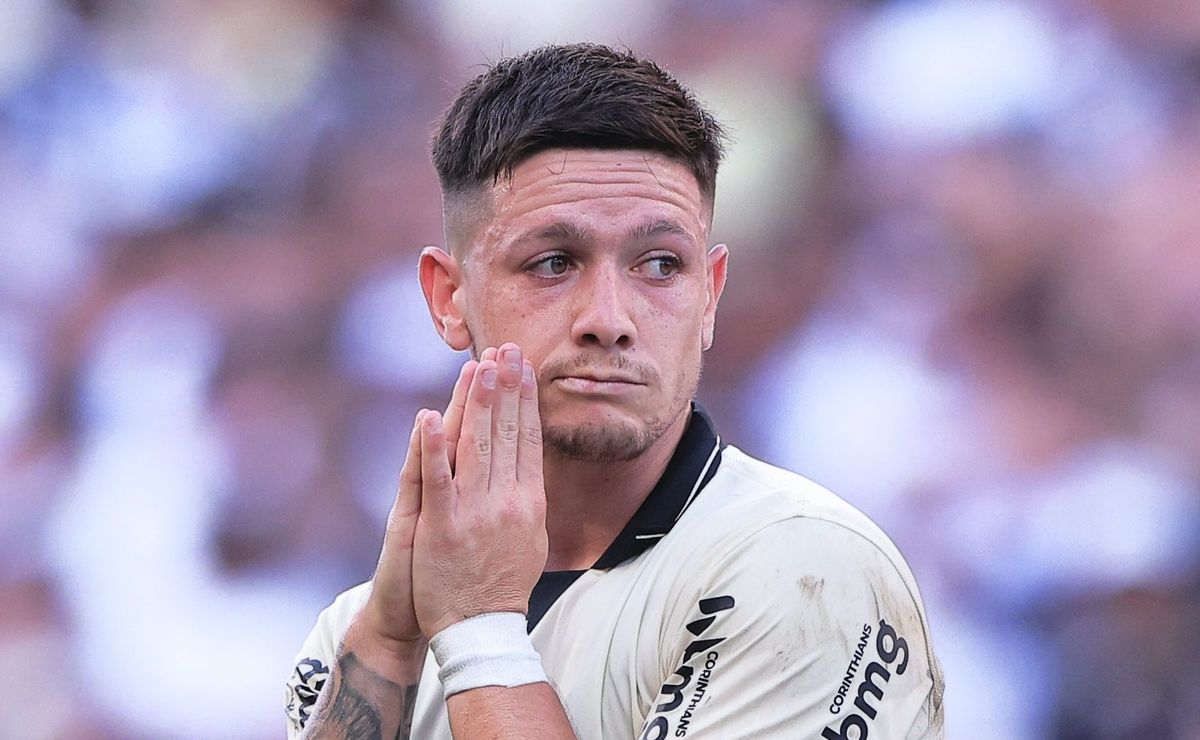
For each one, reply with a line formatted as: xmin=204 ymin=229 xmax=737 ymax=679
xmin=431 ymin=43 xmax=726 ymax=247
xmin=420 ymin=43 xmax=729 ymax=463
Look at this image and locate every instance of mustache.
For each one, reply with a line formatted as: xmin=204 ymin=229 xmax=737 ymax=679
xmin=539 ymin=353 xmax=657 ymax=384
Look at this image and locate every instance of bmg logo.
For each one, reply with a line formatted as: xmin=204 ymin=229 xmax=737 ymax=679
xmin=821 ymin=619 xmax=910 ymax=740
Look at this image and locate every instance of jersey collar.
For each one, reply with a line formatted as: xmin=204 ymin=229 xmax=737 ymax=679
xmin=591 ymin=403 xmax=724 ymax=570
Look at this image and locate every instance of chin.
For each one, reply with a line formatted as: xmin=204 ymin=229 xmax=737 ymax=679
xmin=542 ymin=416 xmax=665 ymax=463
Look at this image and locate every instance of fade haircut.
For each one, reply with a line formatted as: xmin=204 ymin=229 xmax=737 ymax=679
xmin=432 ymin=43 xmax=727 ymax=237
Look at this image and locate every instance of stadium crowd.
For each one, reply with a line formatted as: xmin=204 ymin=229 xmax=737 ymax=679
xmin=1 ymin=0 xmax=1197 ymax=737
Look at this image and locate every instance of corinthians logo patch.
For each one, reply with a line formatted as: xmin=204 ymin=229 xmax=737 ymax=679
xmin=640 ymin=595 xmax=736 ymax=740
xmin=285 ymin=657 xmax=330 ymax=730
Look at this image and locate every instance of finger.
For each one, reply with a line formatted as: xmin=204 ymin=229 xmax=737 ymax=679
xmin=444 ymin=360 xmax=478 ymax=471
xmin=419 ymin=411 xmax=455 ymax=521
xmin=395 ymin=409 xmax=426 ymax=519
xmin=517 ymin=359 xmax=543 ymax=483
xmin=373 ymin=410 xmax=424 ymax=620
xmin=452 ymin=348 xmax=493 ymax=468
xmin=382 ymin=409 xmax=425 ymax=560
xmin=456 ymin=358 xmax=496 ymax=496
xmin=491 ymin=343 xmax=523 ymax=485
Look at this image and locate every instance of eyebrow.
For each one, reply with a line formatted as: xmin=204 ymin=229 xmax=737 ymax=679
xmin=628 ymin=218 xmax=694 ymax=244
xmin=521 ymin=221 xmax=594 ymax=244
xmin=513 ymin=218 xmax=694 ymax=248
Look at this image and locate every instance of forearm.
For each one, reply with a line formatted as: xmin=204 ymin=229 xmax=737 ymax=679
xmin=301 ymin=620 xmax=427 ymax=740
xmin=447 ymin=683 xmax=577 ymax=740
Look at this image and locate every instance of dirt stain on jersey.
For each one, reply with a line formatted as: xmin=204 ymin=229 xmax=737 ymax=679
xmin=798 ymin=575 xmax=826 ymax=597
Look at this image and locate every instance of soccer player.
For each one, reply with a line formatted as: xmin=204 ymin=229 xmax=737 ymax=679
xmin=286 ymin=43 xmax=944 ymax=739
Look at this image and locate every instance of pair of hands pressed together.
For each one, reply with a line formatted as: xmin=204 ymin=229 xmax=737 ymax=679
xmin=364 ymin=342 xmax=549 ymax=650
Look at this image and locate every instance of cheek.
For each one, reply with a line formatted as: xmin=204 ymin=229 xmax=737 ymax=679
xmin=644 ymin=305 xmax=705 ymax=381
xmin=647 ymin=290 xmax=708 ymax=347
xmin=474 ymin=285 xmax=565 ymax=350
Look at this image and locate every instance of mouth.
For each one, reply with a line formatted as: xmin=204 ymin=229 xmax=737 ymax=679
xmin=552 ymin=374 xmax=647 ymax=395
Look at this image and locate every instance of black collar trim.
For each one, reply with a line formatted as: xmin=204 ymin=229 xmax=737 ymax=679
xmin=591 ymin=404 xmax=724 ymax=570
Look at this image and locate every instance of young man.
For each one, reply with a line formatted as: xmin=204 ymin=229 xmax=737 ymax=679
xmin=286 ymin=43 xmax=944 ymax=739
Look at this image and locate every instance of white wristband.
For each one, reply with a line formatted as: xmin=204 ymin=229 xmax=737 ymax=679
xmin=430 ymin=612 xmax=548 ymax=698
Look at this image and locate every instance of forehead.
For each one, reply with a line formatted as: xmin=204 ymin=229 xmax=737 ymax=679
xmin=477 ymin=149 xmax=709 ymax=248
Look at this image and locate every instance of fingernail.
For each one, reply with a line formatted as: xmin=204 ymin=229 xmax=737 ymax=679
xmin=429 ymin=412 xmax=443 ymax=432
xmin=481 ymin=366 xmax=497 ymax=388
xmin=521 ymin=361 xmax=533 ymax=386
xmin=503 ymin=346 xmax=521 ymax=370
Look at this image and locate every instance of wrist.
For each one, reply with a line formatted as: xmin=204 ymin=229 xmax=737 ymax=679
xmin=430 ymin=612 xmax=547 ymax=698
xmin=418 ymin=594 xmax=531 ymax=640
xmin=344 ymin=614 xmax=429 ymax=684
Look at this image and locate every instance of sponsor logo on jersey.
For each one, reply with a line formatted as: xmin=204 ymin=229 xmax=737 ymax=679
xmin=822 ymin=619 xmax=909 ymax=740
xmin=829 ymin=624 xmax=873 ymax=715
xmin=639 ymin=595 xmax=735 ymax=740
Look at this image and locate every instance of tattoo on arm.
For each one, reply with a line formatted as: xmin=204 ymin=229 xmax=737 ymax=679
xmin=301 ymin=652 xmax=421 ymax=740
xmin=327 ymin=653 xmax=387 ymax=737
xmin=398 ymin=683 xmax=419 ymax=739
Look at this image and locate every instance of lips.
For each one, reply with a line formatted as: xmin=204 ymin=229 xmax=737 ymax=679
xmin=561 ymin=373 xmax=644 ymax=384
xmin=552 ymin=374 xmax=646 ymax=395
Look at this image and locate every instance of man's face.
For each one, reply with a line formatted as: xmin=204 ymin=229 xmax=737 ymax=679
xmin=436 ymin=148 xmax=727 ymax=463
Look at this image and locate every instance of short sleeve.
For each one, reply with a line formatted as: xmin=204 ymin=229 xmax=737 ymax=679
xmin=284 ymin=609 xmax=336 ymax=737
xmin=284 ymin=583 xmax=372 ymax=738
xmin=637 ymin=517 xmax=945 ymax=739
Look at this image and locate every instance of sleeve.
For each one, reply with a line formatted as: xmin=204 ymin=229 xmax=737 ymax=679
xmin=637 ymin=517 xmax=945 ymax=740
xmin=284 ymin=603 xmax=338 ymax=739
xmin=284 ymin=584 xmax=372 ymax=738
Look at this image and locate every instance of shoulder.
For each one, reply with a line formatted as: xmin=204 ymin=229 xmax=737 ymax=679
xmin=715 ymin=446 xmax=891 ymax=532
xmin=662 ymin=445 xmax=940 ymax=685
xmin=675 ymin=446 xmax=919 ymax=592
xmin=642 ymin=448 xmax=945 ymax=738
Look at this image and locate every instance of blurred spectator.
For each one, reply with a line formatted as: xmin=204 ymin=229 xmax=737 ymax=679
xmin=1 ymin=0 xmax=1197 ymax=737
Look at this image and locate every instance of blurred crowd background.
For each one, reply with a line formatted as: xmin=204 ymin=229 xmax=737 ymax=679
xmin=2 ymin=0 xmax=1198 ymax=737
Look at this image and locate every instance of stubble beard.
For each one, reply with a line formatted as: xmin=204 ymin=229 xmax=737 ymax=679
xmin=541 ymin=375 xmax=698 ymax=463
xmin=542 ymin=413 xmax=673 ymax=463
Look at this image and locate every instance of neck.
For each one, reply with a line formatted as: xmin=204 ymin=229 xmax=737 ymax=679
xmin=540 ymin=407 xmax=691 ymax=571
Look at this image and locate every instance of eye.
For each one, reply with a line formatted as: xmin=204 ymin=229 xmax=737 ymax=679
xmin=638 ymin=255 xmax=681 ymax=280
xmin=527 ymin=253 xmax=573 ymax=278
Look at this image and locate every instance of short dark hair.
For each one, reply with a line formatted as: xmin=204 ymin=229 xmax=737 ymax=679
xmin=432 ymin=43 xmax=727 ymax=202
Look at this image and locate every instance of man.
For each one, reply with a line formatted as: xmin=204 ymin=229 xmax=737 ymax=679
xmin=286 ymin=43 xmax=944 ymax=739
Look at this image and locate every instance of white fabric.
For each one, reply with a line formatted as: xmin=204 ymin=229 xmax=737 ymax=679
xmin=286 ymin=446 xmax=945 ymax=739
xmin=430 ymin=612 xmax=547 ymax=698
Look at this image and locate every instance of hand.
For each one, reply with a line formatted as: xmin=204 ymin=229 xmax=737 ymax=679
xmin=358 ymin=357 xmax=481 ymax=646
xmin=412 ymin=342 xmax=548 ymax=638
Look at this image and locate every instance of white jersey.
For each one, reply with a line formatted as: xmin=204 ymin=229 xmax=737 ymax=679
xmin=286 ymin=408 xmax=945 ymax=738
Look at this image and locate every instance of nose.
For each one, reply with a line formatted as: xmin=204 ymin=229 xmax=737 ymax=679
xmin=571 ymin=262 xmax=636 ymax=349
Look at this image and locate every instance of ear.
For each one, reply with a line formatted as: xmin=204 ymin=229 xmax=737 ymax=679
xmin=702 ymin=244 xmax=729 ymax=351
xmin=419 ymin=246 xmax=473 ymax=352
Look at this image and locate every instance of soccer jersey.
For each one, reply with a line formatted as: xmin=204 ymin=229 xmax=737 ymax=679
xmin=285 ymin=408 xmax=945 ymax=738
